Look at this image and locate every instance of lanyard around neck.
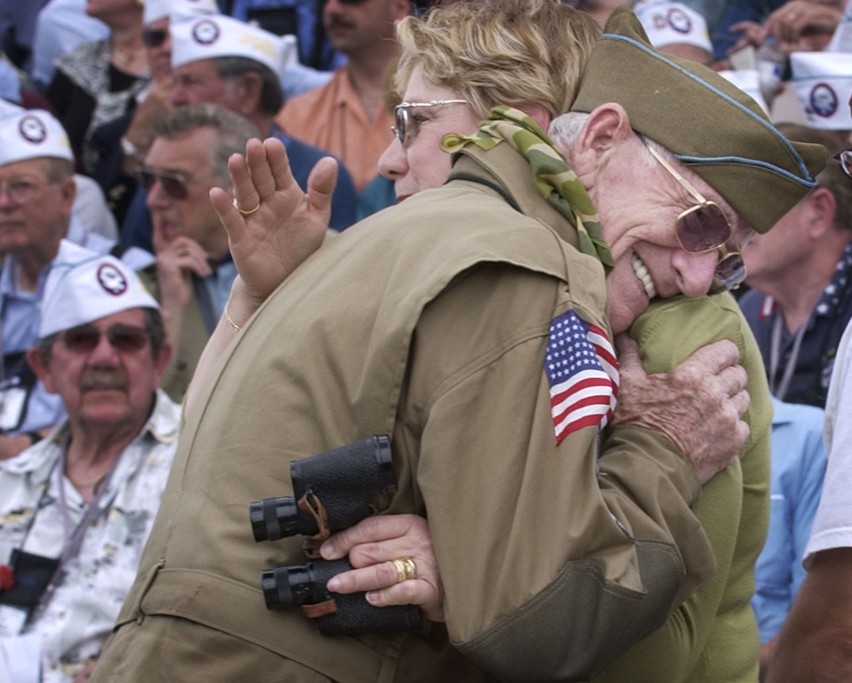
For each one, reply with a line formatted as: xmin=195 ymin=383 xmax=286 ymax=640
xmin=769 ymin=313 xmax=808 ymax=400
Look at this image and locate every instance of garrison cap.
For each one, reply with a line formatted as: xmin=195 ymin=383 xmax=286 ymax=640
xmin=39 ymin=255 xmax=159 ymax=339
xmin=571 ymin=7 xmax=828 ymax=234
xmin=790 ymin=51 xmax=852 ymax=131
xmin=0 ymin=107 xmax=73 ymax=167
xmin=171 ymin=13 xmax=295 ymax=75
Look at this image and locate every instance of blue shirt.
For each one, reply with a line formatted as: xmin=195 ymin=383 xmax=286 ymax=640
xmin=739 ymin=242 xmax=852 ymax=408
xmin=752 ymin=397 xmax=826 ymax=644
xmin=271 ymin=126 xmax=357 ymax=231
xmin=0 ymin=240 xmax=97 ymax=434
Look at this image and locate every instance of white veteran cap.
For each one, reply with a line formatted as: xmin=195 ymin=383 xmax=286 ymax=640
xmin=0 ymin=108 xmax=73 ymax=167
xmin=143 ymin=0 xmax=218 ymax=26
xmin=790 ymin=51 xmax=852 ymax=130
xmin=634 ymin=1 xmax=712 ymax=55
xmin=39 ymin=255 xmax=159 ymax=339
xmin=170 ymin=13 xmax=295 ymax=74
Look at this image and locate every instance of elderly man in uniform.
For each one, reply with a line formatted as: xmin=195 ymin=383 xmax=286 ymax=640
xmin=0 ymin=106 xmax=97 ymax=460
xmin=92 ymin=7 xmax=826 ymax=683
xmin=0 ymin=254 xmax=178 ymax=682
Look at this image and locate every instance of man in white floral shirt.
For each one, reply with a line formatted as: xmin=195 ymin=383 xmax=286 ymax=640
xmin=0 ymin=254 xmax=179 ymax=683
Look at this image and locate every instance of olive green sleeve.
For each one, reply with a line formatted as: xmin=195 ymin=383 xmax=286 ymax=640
xmin=593 ymin=294 xmax=771 ymax=683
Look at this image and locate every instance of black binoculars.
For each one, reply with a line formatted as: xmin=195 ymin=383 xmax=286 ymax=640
xmin=249 ymin=435 xmax=421 ymax=635
xmin=249 ymin=435 xmax=396 ymax=542
xmin=262 ymin=557 xmax=421 ymax=635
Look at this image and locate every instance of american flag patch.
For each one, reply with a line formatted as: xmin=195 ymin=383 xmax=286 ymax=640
xmin=544 ymin=309 xmax=619 ymax=444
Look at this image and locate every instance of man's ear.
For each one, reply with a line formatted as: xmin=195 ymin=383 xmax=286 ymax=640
xmin=235 ymin=72 xmax=263 ymax=116
xmin=579 ymin=103 xmax=633 ymax=154
xmin=804 ymin=186 xmax=838 ymax=239
xmin=26 ymin=347 xmax=57 ymax=394
xmin=152 ymin=342 xmax=173 ymax=385
xmin=565 ymin=103 xmax=633 ymax=176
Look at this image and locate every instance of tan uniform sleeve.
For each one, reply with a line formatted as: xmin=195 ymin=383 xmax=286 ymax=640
xmin=398 ymin=265 xmax=714 ymax=682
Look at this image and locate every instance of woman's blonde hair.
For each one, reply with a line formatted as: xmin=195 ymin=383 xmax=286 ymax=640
xmin=393 ymin=0 xmax=601 ymax=120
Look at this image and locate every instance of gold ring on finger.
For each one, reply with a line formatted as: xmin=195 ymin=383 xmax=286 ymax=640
xmin=233 ymin=197 xmax=261 ymax=216
xmin=391 ymin=558 xmax=417 ymax=584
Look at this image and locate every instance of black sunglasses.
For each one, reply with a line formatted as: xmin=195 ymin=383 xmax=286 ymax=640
xmin=60 ymin=324 xmax=149 ymax=354
xmin=141 ymin=27 xmax=168 ymax=48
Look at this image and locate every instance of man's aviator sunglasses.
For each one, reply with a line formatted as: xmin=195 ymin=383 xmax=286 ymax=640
xmin=142 ymin=27 xmax=168 ymax=48
xmin=138 ymin=167 xmax=195 ymax=200
xmin=643 ymin=141 xmax=746 ymax=290
xmin=391 ymin=100 xmax=468 ymax=147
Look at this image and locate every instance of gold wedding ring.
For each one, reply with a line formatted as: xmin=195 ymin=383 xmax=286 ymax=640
xmin=233 ymin=197 xmax=261 ymax=216
xmin=391 ymin=558 xmax=417 ymax=584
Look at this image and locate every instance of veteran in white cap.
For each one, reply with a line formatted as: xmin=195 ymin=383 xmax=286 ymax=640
xmin=0 ymin=107 xmax=100 ymax=460
xmin=166 ymin=12 xmax=358 ymax=229
xmin=0 ymin=254 xmax=180 ymax=683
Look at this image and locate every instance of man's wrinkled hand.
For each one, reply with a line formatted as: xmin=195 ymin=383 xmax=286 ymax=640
xmin=611 ymin=334 xmax=750 ymax=484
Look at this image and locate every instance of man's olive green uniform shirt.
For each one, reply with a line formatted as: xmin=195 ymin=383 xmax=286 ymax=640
xmin=93 ymin=142 xmax=716 ymax=682
xmin=595 ymin=294 xmax=771 ymax=683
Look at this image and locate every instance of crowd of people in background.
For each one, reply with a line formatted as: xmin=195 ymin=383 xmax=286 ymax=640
xmin=0 ymin=0 xmax=849 ymax=681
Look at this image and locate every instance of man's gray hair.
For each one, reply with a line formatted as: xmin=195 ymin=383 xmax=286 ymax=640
xmin=150 ymin=103 xmax=261 ymax=184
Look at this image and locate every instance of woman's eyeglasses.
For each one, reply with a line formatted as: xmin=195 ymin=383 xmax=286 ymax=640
xmin=644 ymin=141 xmax=746 ymax=290
xmin=390 ymin=100 xmax=468 ymax=147
xmin=60 ymin=324 xmax=149 ymax=354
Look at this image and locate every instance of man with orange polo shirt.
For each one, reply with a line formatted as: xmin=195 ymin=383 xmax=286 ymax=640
xmin=275 ymin=0 xmax=410 ymax=191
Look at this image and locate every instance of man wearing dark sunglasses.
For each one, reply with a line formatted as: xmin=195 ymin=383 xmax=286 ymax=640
xmin=137 ymin=103 xmax=260 ymax=402
xmin=0 ymin=254 xmax=179 ymax=682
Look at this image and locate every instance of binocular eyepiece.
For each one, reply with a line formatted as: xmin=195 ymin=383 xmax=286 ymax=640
xmin=249 ymin=435 xmax=396 ymax=542
xmin=262 ymin=557 xmax=421 ymax=635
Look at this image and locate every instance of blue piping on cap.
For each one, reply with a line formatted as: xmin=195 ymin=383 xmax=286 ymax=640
xmin=601 ymin=32 xmax=818 ymax=184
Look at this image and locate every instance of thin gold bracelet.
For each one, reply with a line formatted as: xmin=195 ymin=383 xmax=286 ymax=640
xmin=224 ymin=305 xmax=241 ymax=332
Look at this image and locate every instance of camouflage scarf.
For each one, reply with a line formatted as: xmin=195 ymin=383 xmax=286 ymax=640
xmin=441 ymin=106 xmax=614 ymax=273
